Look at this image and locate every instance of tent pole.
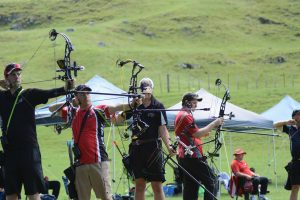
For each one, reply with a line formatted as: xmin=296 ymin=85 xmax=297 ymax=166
xmin=112 ymin=123 xmax=116 ymax=192
xmin=218 ymin=143 xmax=221 ymax=198
xmin=221 ymin=129 xmax=279 ymax=137
xmin=272 ymin=128 xmax=278 ymax=188
xmin=230 ymin=131 xmax=233 ymax=164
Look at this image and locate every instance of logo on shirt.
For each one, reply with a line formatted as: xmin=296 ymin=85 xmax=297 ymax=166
xmin=147 ymin=112 xmax=155 ymax=118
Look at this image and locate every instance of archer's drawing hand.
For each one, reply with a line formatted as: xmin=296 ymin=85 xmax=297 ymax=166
xmin=130 ymin=97 xmax=142 ymax=108
xmin=72 ymin=98 xmax=79 ymax=107
xmin=287 ymin=119 xmax=296 ymax=125
xmin=167 ymin=145 xmax=177 ymax=157
xmin=0 ymin=80 xmax=9 ymax=90
xmin=64 ymin=79 xmax=75 ymax=91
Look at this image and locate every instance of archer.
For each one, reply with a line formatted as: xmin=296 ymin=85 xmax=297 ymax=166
xmin=49 ymin=84 xmax=140 ymax=200
xmin=127 ymin=77 xmax=176 ymax=200
xmin=174 ymin=92 xmax=223 ymax=200
xmin=0 ymin=63 xmax=74 ymax=200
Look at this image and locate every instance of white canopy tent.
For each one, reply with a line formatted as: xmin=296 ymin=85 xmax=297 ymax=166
xmin=261 ymin=95 xmax=300 ymax=123
xmin=167 ymin=88 xmax=274 ymax=131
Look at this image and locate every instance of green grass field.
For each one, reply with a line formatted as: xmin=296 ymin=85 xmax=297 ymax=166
xmin=1 ymin=0 xmax=300 ymax=199
xmin=36 ymin=124 xmax=290 ymax=200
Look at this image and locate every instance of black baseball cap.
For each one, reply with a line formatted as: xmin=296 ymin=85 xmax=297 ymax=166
xmin=182 ymin=92 xmax=202 ymax=106
xmin=74 ymin=84 xmax=92 ymax=92
xmin=292 ymin=109 xmax=300 ymax=118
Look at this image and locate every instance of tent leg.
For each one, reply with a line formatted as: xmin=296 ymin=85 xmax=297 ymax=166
xmin=111 ymin=123 xmax=116 ymax=192
xmin=272 ymin=128 xmax=278 ymax=188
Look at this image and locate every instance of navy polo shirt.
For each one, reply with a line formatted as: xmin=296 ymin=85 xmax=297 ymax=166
xmin=283 ymin=125 xmax=300 ymax=159
xmin=132 ymin=96 xmax=168 ymax=140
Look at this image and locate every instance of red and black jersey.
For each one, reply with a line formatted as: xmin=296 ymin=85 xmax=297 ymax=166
xmin=174 ymin=109 xmax=203 ymax=158
xmin=62 ymin=105 xmax=111 ymax=164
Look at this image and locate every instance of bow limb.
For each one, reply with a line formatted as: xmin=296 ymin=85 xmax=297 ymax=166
xmin=117 ymin=59 xmax=147 ymax=137
xmin=208 ymin=79 xmax=230 ymax=158
xmin=116 ymin=59 xmax=144 ymax=110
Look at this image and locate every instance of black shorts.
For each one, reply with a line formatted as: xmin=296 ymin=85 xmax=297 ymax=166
xmin=290 ymin=160 xmax=300 ymax=185
xmin=129 ymin=140 xmax=165 ymax=182
xmin=4 ymin=147 xmax=46 ymax=195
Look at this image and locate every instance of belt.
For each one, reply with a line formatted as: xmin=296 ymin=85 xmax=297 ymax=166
xmin=181 ymin=156 xmax=207 ymax=161
xmin=131 ymin=138 xmax=158 ymax=146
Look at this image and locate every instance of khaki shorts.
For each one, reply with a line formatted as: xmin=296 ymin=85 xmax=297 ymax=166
xmin=75 ymin=161 xmax=112 ymax=200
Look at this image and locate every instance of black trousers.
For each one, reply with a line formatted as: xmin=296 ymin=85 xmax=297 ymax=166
xmin=239 ymin=176 xmax=268 ymax=195
xmin=178 ymin=158 xmax=217 ymax=200
xmin=45 ymin=180 xmax=60 ymax=199
xmin=252 ymin=176 xmax=268 ymax=195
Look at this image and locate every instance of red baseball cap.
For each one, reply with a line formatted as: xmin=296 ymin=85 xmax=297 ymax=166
xmin=4 ymin=63 xmax=22 ymax=77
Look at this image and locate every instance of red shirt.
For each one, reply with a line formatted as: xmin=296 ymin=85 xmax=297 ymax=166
xmin=62 ymin=105 xmax=110 ymax=164
xmin=175 ymin=109 xmax=203 ymax=158
xmin=231 ymin=159 xmax=254 ymax=177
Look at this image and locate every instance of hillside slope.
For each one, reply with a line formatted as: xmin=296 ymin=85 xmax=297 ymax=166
xmin=0 ymin=0 xmax=299 ymax=111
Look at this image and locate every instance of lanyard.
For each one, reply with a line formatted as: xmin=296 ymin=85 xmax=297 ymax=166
xmin=75 ymin=106 xmax=92 ymax=144
xmin=6 ymin=89 xmax=24 ymax=134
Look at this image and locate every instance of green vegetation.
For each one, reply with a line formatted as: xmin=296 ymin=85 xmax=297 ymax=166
xmin=1 ymin=0 xmax=300 ymax=199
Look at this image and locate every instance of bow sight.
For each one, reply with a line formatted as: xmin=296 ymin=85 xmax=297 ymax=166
xmin=49 ymin=29 xmax=84 ymax=81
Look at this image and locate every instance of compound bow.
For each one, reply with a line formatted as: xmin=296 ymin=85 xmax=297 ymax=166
xmin=49 ymin=29 xmax=84 ymax=132
xmin=116 ymin=59 xmax=149 ymax=137
xmin=207 ymin=79 xmax=231 ymax=158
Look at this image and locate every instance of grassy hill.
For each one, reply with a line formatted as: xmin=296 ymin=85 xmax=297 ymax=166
xmin=0 ymin=0 xmax=300 ymax=199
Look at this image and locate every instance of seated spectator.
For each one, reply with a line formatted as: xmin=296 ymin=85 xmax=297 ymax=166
xmin=230 ymin=148 xmax=269 ymax=200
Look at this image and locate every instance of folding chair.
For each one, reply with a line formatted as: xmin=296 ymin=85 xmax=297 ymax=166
xmin=229 ymin=175 xmax=250 ymax=200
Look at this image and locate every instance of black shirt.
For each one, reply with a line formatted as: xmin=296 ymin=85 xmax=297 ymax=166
xmin=132 ymin=96 xmax=168 ymax=140
xmin=0 ymin=87 xmax=65 ymax=149
xmin=283 ymin=125 xmax=300 ymax=159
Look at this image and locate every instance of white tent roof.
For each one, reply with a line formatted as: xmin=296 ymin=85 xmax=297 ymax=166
xmin=35 ymin=75 xmax=128 ymax=126
xmin=167 ymin=88 xmax=274 ymax=130
xmin=261 ymin=95 xmax=300 ymax=123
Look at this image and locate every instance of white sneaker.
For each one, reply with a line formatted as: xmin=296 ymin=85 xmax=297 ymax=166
xmin=259 ymin=196 xmax=269 ymax=200
xmin=250 ymin=195 xmax=257 ymax=200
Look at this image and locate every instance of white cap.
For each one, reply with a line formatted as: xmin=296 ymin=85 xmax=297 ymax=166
xmin=139 ymin=77 xmax=154 ymax=93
